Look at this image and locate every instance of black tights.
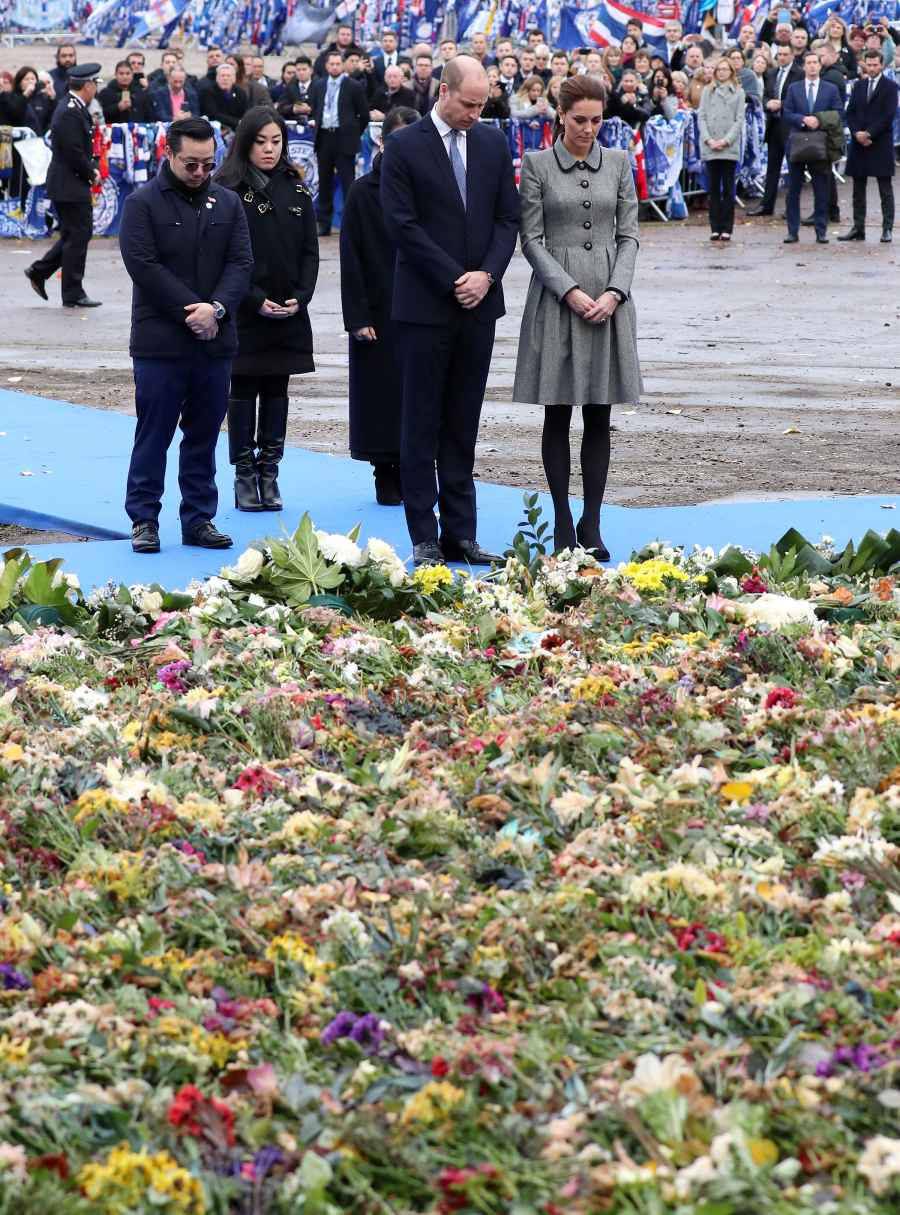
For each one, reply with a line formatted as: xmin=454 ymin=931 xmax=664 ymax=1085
xmin=541 ymin=405 xmax=611 ymax=550
xmin=231 ymin=373 xmax=290 ymax=401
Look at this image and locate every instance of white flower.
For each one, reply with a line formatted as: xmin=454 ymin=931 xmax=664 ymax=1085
xmin=741 ymin=594 xmax=817 ymax=630
xmin=64 ymin=685 xmax=109 ymax=713
xmin=813 ymin=833 xmax=894 ymax=866
xmin=315 ymin=530 xmax=364 ymax=568
xmin=858 ymin=1136 xmax=900 ymax=1196
xmin=322 ymin=907 xmax=370 ymax=953
xmin=134 ymin=589 xmax=164 ymax=615
xmin=620 ymin=1052 xmax=701 ymax=1103
xmin=0 ymin=1143 xmax=28 ymax=1183
xmin=364 ymin=537 xmax=401 ymax=565
xmin=225 ymin=547 xmax=265 ymax=582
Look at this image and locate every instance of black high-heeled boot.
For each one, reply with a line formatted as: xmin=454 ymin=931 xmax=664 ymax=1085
xmin=575 ymin=518 xmax=610 ymax=563
xmin=373 ymin=461 xmax=403 ymax=505
xmin=256 ymin=397 xmax=289 ymax=510
xmin=227 ymin=397 xmax=264 ymax=512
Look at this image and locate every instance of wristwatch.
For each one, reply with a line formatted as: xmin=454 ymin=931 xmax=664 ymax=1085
xmin=606 ymin=288 xmax=627 ymax=304
xmin=211 ymin=300 xmax=226 ymax=320
xmin=483 ymin=271 xmax=494 ymax=286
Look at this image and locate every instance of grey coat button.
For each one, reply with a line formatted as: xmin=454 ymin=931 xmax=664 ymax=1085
xmin=582 ymin=200 xmax=591 ymax=208
xmin=580 ymin=180 xmax=589 ymax=188
xmin=584 ymin=241 xmax=592 ymax=250
xmin=583 ymin=220 xmax=591 ymax=229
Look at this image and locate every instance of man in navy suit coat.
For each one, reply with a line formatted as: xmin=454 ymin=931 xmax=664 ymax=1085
xmin=380 ymin=55 xmax=520 ymax=566
xmin=783 ymin=51 xmax=845 ymax=243
xmin=839 ymin=49 xmax=898 ymax=242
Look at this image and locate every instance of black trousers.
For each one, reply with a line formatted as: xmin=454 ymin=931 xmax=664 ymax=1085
xmin=125 ymin=350 xmax=231 ymax=530
xmin=398 ymin=313 xmax=496 ymax=546
xmin=707 ymin=159 xmax=736 ymax=234
xmin=231 ymin=373 xmax=290 ymax=400
xmin=29 ymin=199 xmax=93 ymax=304
xmin=786 ymin=160 xmax=830 ymax=237
xmin=852 ymin=176 xmax=895 ymax=229
xmin=761 ymin=131 xmax=787 ymax=212
xmin=315 ymin=129 xmax=355 ymax=230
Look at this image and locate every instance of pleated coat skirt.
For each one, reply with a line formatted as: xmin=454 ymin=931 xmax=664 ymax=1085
xmin=513 ymin=141 xmax=643 ymax=407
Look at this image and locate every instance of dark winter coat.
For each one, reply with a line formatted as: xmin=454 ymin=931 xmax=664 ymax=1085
xmin=845 ymin=73 xmax=899 ymax=178
xmin=98 ymin=81 xmax=155 ymax=125
xmin=118 ymin=164 xmax=253 ymax=360
xmin=198 ymin=80 xmax=248 ymax=131
xmin=226 ymin=163 xmax=319 ymax=377
xmin=0 ymin=86 xmax=55 ymax=134
xmin=339 ymin=153 xmax=402 ymax=462
xmin=45 ymin=93 xmax=94 ymax=203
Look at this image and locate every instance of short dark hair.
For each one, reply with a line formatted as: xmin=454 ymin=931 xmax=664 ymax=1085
xmin=115 ymin=59 xmax=132 ymax=72
xmin=326 ymin=50 xmax=343 ymax=63
xmin=627 ymin=16 xmax=643 ymax=27
xmin=14 ymin=66 xmax=38 ymax=93
xmin=383 ymin=105 xmax=419 ymax=138
xmin=166 ymin=116 xmax=215 ymax=152
xmin=342 ymin=48 xmax=359 ymax=60
xmin=295 ymin=55 xmax=311 ymax=66
xmin=55 ymin=43 xmax=76 ymax=63
xmin=864 ymin=47 xmax=884 ymax=59
xmin=804 ymin=49 xmax=820 ymax=61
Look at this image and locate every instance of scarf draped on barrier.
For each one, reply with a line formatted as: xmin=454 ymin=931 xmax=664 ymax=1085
xmin=0 ymin=105 xmax=771 ymax=239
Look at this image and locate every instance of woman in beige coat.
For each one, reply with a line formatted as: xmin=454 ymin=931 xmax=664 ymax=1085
xmin=513 ymin=74 xmax=641 ymax=560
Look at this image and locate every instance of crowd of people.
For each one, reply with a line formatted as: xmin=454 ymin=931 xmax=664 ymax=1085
xmin=5 ymin=14 xmax=900 ymax=564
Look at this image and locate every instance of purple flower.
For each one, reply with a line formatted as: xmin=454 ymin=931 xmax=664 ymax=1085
xmin=743 ymin=803 xmax=770 ymax=823
xmin=321 ymin=1010 xmax=359 ymax=1046
xmin=465 ymin=983 xmax=506 ymax=1016
xmin=840 ymin=870 xmax=866 ymax=892
xmin=252 ymin=1146 xmax=284 ymax=1180
xmin=349 ymin=1013 xmax=385 ymax=1055
xmin=0 ymin=964 xmax=30 ymax=991
xmin=158 ymin=659 xmax=192 ymax=693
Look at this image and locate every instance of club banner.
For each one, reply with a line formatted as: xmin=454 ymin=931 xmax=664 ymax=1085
xmin=7 ymin=0 xmax=72 ymax=26
xmin=558 ymin=0 xmax=668 ymax=52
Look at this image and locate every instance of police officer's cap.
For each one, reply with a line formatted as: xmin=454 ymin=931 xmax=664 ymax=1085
xmin=67 ymin=63 xmax=102 ymax=83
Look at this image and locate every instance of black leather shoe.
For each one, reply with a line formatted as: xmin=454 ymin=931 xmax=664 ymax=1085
xmin=882 ymin=229 xmax=893 ymax=243
xmin=783 ymin=234 xmax=799 ymax=243
xmin=63 ymin=296 xmax=102 ymax=308
xmin=746 ymin=206 xmax=772 ymax=217
xmin=413 ymin=541 xmax=444 ymax=566
xmin=829 ymin=209 xmax=841 ymax=223
xmin=800 ymin=214 xmax=815 ymax=227
xmin=837 ymin=227 xmax=865 ymax=241
xmin=24 ymin=267 xmax=48 ymax=300
xmin=182 ymin=521 xmax=233 ymax=549
xmin=441 ymin=538 xmax=502 ymax=566
xmin=816 ymin=235 xmax=829 ymax=244
xmin=132 ymin=520 xmax=160 ymax=554
xmin=553 ymin=519 xmax=577 ymax=555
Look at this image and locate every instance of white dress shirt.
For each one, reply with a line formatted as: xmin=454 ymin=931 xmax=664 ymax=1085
xmin=431 ymin=107 xmax=467 ymax=168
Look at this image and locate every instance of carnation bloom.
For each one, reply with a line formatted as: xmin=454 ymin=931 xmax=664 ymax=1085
xmin=741 ymin=593 xmax=817 ymax=629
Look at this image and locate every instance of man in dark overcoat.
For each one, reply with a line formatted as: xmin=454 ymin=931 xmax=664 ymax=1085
xmin=308 ymin=49 xmax=369 ymax=236
xmin=838 ymin=48 xmax=899 ymax=242
xmin=24 ymin=63 xmax=103 ymax=308
xmin=118 ymin=117 xmax=253 ymax=555
xmin=380 ymin=56 xmax=520 ymax=566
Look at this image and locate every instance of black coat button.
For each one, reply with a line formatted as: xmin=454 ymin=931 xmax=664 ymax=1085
xmin=582 ymin=200 xmax=591 ymax=209
xmin=580 ymin=180 xmax=589 ymax=188
xmin=583 ymin=220 xmax=592 ymax=229
xmin=576 ymin=160 xmax=586 ymax=169
xmin=584 ymin=241 xmax=593 ymax=250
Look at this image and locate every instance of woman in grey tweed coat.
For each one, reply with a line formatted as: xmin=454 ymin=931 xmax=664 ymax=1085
xmin=513 ymin=75 xmax=642 ymax=559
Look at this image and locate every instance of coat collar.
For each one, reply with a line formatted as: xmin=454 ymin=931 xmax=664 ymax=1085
xmin=552 ymin=139 xmax=602 ymax=173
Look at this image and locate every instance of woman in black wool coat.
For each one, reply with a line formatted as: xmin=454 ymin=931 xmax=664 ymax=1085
xmin=339 ymin=106 xmax=420 ymax=506
xmin=215 ymin=106 xmax=319 ymax=511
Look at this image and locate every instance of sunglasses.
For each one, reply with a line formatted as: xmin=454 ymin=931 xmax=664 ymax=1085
xmin=175 ymin=155 xmax=215 ymax=173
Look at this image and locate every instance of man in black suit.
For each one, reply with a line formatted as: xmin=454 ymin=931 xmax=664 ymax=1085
xmin=314 ymin=25 xmax=362 ymax=77
xmin=373 ymin=29 xmax=411 ymax=83
xmin=748 ymin=43 xmax=804 ymax=216
xmin=839 ymin=49 xmax=899 ymax=242
xmin=199 ymin=62 xmax=248 ymax=132
xmin=783 ymin=52 xmax=845 ymax=243
xmin=370 ymin=65 xmax=417 ymax=117
xmin=309 ymin=49 xmax=369 ymax=237
xmin=25 ymin=63 xmax=102 ymax=309
xmin=99 ymin=61 xmax=155 ymax=125
xmin=381 ymin=55 xmax=520 ymax=566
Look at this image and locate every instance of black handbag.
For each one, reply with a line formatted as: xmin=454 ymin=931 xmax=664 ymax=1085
xmin=789 ymin=129 xmax=828 ymax=164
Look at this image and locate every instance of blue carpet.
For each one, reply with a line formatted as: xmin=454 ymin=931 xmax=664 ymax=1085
xmin=1 ymin=388 xmax=897 ymax=592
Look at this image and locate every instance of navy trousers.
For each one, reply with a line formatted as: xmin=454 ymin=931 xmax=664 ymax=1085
xmin=125 ymin=351 xmax=231 ymax=530
xmin=398 ymin=313 xmax=496 ymax=546
xmin=786 ymin=161 xmax=830 ymax=237
xmin=30 ymin=200 xmax=93 ymax=304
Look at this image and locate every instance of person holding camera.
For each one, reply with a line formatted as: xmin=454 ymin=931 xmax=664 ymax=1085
xmin=783 ymin=51 xmax=844 ymax=244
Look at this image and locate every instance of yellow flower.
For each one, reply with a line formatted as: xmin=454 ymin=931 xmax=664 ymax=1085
xmin=620 ymin=559 xmax=689 ymax=594
xmin=720 ymin=780 xmax=754 ymax=804
xmin=401 ymin=1080 xmax=465 ymax=1126
xmin=78 ymin=1144 xmax=205 ymax=1214
xmin=572 ymin=675 xmax=616 ymax=700
xmin=413 ymin=565 xmax=454 ymax=595
xmin=748 ymin=1138 xmax=779 ymax=1167
xmin=72 ymin=788 xmax=129 ymax=825
xmin=0 ymin=743 xmax=23 ymax=764
xmin=266 ymin=932 xmax=329 ymax=976
xmin=0 ymin=1036 xmax=29 ymax=1067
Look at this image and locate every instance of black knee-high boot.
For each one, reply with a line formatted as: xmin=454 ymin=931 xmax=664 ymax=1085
xmin=227 ymin=397 xmax=264 ymax=512
xmin=257 ymin=397 xmax=289 ymax=510
xmin=541 ymin=405 xmax=576 ymax=553
xmin=575 ymin=406 xmax=611 ymax=561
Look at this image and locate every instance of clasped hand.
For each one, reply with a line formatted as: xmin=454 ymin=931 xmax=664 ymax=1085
xmin=184 ymin=302 xmax=217 ymax=341
xmin=454 ymin=270 xmax=491 ymax=310
xmin=802 ymin=115 xmax=820 ymax=129
xmin=567 ymin=288 xmax=620 ymax=325
xmin=259 ymin=298 xmax=299 ymax=318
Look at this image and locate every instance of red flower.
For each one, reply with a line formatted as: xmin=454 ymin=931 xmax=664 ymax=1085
xmin=431 ymin=1055 xmax=450 ymax=1078
xmin=167 ymin=1084 xmax=236 ymax=1147
xmin=765 ymin=687 xmax=797 ymax=711
xmin=741 ymin=572 xmax=769 ymax=595
xmin=233 ymin=765 xmax=280 ymax=795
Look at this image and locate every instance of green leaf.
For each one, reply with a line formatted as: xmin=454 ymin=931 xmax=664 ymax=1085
xmin=307 ymin=593 xmax=353 ymax=616
xmin=711 ymin=546 xmax=753 ymax=579
xmin=774 ymin=527 xmax=813 ymax=557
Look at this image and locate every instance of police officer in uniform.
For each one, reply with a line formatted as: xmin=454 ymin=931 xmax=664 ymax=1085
xmin=24 ymin=63 xmax=103 ymax=308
